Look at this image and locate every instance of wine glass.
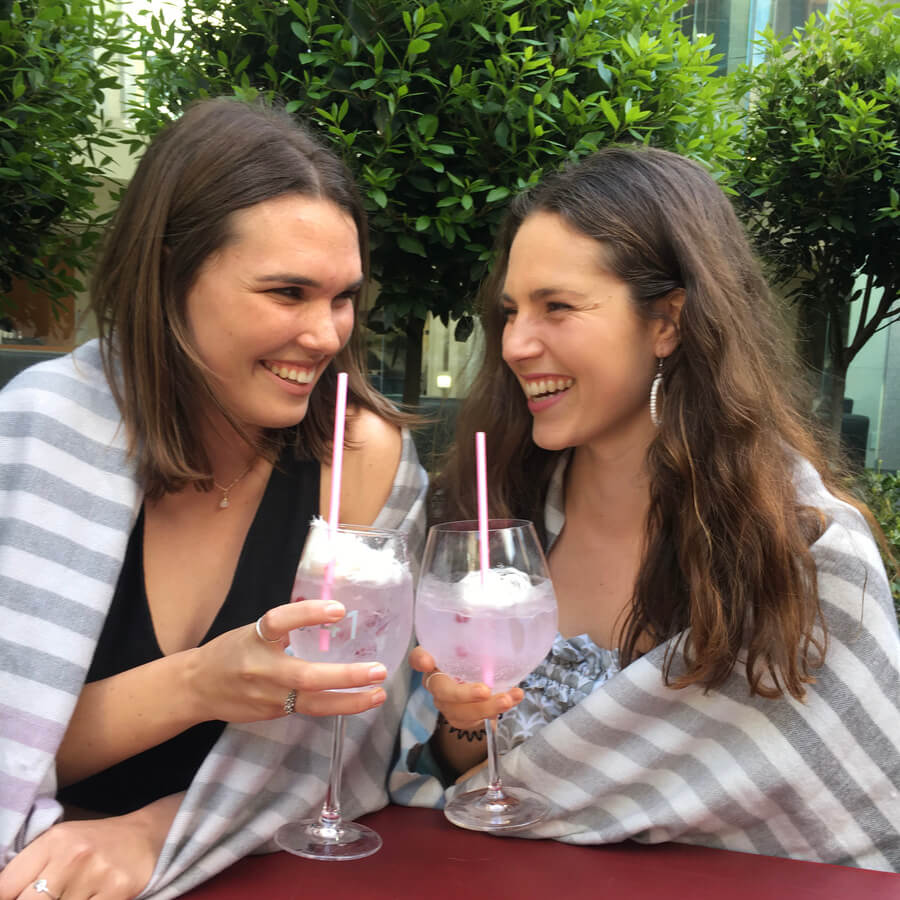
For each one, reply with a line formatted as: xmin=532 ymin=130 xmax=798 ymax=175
xmin=416 ymin=518 xmax=558 ymax=831
xmin=275 ymin=521 xmax=414 ymax=860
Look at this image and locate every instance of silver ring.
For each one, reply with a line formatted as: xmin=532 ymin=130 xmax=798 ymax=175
xmin=423 ymin=671 xmax=450 ymax=692
xmin=283 ymin=688 xmax=297 ymax=715
xmin=34 ymin=880 xmax=59 ymax=900
xmin=255 ymin=616 xmax=280 ymax=644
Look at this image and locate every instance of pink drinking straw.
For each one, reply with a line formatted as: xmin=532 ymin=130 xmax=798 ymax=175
xmin=475 ymin=431 xmax=493 ymax=687
xmin=320 ymin=371 xmax=349 ymax=652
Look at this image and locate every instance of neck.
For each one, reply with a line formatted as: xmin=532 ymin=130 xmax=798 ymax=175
xmin=567 ymin=427 xmax=654 ymax=535
xmin=196 ymin=409 xmax=262 ymax=484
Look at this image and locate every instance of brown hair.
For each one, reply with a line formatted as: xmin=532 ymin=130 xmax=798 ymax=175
xmin=92 ymin=97 xmax=409 ymax=499
xmin=436 ymin=144 xmax=862 ymax=700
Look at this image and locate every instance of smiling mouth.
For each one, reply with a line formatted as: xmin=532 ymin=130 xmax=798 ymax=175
xmin=525 ymin=377 xmax=574 ymax=399
xmin=263 ymin=361 xmax=316 ymax=384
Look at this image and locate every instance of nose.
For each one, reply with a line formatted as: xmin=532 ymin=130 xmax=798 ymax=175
xmin=501 ymin=311 xmax=543 ymax=365
xmin=295 ymin=299 xmax=347 ymax=356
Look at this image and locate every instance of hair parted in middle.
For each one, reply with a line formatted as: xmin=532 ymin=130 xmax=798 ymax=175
xmin=92 ymin=97 xmax=409 ymax=499
xmin=435 ymin=143 xmax=859 ymax=701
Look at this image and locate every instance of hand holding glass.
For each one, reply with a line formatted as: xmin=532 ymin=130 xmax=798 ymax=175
xmin=416 ymin=518 xmax=558 ymax=830
xmin=274 ymin=521 xmax=414 ymax=859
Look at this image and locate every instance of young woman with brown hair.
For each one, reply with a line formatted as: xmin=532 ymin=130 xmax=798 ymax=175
xmin=0 ymin=99 xmax=427 ymax=898
xmin=391 ymin=146 xmax=900 ymax=870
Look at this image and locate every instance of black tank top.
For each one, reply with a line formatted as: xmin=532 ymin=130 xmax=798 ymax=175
xmin=57 ymin=452 xmax=319 ymax=815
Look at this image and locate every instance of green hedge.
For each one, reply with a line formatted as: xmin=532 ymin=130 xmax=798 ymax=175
xmin=857 ymin=469 xmax=900 ymax=622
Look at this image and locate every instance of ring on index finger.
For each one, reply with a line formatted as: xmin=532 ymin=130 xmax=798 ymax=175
xmin=424 ymin=671 xmax=452 ymax=693
xmin=255 ymin=616 xmax=280 ymax=644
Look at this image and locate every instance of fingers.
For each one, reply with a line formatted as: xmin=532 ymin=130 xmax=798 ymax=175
xmin=439 ymin=690 xmax=521 ymax=730
xmin=256 ymin=600 xmax=345 ymax=644
xmin=408 ymin=645 xmax=436 ymax=673
xmin=288 ymin=660 xmax=388 ymax=694
xmin=418 ymin=662 xmax=525 ymax=730
xmin=291 ymin=686 xmax=388 ymax=718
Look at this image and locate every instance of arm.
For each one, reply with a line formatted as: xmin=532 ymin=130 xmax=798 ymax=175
xmin=56 ymin=600 xmax=390 ymax=786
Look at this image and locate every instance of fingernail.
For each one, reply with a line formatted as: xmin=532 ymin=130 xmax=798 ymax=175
xmin=368 ymin=663 xmax=387 ymax=682
xmin=324 ymin=602 xmax=344 ymax=618
xmin=370 ymin=689 xmax=386 ymax=706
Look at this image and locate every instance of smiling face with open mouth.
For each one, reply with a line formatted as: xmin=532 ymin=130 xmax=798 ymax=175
xmin=185 ymin=193 xmax=362 ymax=437
xmin=500 ymin=210 xmax=661 ymax=454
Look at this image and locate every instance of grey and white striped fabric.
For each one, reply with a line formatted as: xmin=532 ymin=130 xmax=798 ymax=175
xmin=0 ymin=340 xmax=428 ymax=897
xmin=390 ymin=454 xmax=900 ymax=871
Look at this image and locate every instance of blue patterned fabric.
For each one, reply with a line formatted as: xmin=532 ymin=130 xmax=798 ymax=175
xmin=496 ymin=634 xmax=619 ymax=753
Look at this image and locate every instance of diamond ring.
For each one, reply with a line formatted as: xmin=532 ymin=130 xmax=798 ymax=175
xmin=34 ymin=880 xmax=59 ymax=900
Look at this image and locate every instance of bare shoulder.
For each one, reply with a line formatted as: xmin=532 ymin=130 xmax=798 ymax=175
xmin=326 ymin=406 xmax=402 ymax=526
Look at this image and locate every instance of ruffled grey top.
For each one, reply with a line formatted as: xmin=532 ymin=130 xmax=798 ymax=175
xmin=496 ymin=633 xmax=620 ymax=753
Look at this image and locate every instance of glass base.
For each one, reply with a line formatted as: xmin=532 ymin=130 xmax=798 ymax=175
xmin=274 ymin=818 xmax=382 ymax=860
xmin=444 ymin=786 xmax=549 ymax=832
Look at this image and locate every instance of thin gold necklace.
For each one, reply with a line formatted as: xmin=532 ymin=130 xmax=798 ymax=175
xmin=213 ymin=459 xmax=256 ymax=509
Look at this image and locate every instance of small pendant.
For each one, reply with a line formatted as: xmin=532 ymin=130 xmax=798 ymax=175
xmin=219 ymin=496 xmax=230 ymax=509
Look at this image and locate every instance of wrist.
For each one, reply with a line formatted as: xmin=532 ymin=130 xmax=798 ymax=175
xmin=177 ymin=647 xmax=210 ymax=727
xmin=437 ymin=711 xmax=487 ymax=742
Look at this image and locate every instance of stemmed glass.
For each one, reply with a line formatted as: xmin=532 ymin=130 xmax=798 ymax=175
xmin=416 ymin=518 xmax=558 ymax=831
xmin=275 ymin=520 xmax=414 ymax=860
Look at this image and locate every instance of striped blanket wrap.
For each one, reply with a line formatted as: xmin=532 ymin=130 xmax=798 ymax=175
xmin=0 ymin=340 xmax=428 ymax=897
xmin=391 ymin=453 xmax=900 ymax=871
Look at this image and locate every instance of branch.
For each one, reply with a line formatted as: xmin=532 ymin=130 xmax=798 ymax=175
xmin=851 ymin=273 xmax=875 ymax=351
xmin=849 ymin=280 xmax=899 ymax=359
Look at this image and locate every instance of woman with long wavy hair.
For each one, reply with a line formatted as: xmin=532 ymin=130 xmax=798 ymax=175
xmin=391 ymin=145 xmax=900 ymax=870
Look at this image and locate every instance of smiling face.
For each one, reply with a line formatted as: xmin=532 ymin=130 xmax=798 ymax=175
xmin=185 ymin=193 xmax=361 ymax=436
xmin=501 ymin=210 xmax=663 ymax=455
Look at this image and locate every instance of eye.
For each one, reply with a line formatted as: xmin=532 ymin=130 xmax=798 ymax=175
xmin=268 ymin=286 xmax=304 ymax=301
xmin=500 ymin=305 xmax=516 ymax=321
xmin=333 ymin=291 xmax=358 ymax=308
xmin=546 ymin=301 xmax=573 ymax=313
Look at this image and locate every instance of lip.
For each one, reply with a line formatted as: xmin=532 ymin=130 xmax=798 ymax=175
xmin=527 ymin=389 xmax=571 ymax=413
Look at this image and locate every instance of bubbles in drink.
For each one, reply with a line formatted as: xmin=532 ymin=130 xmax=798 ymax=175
xmin=288 ymin=519 xmax=414 ymax=676
xmin=415 ymin=567 xmax=558 ymax=691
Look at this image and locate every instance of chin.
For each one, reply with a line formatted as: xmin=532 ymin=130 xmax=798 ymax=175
xmin=531 ymin=424 xmax=573 ymax=452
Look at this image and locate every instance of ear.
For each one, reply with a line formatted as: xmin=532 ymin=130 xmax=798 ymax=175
xmin=651 ymin=288 xmax=685 ymax=359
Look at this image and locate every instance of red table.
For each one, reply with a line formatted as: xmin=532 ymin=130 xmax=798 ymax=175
xmin=181 ymin=805 xmax=898 ymax=900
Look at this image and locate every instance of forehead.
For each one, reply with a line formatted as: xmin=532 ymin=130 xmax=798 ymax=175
xmin=504 ymin=211 xmax=607 ymax=286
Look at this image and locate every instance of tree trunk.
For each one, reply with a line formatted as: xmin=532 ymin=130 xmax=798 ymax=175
xmin=402 ymin=315 xmax=425 ymax=405
xmin=825 ymin=360 xmax=847 ymax=435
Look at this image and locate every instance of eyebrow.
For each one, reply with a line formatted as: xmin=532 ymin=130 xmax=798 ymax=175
xmin=500 ymin=287 xmax=589 ymax=303
xmin=257 ymin=274 xmax=365 ymax=293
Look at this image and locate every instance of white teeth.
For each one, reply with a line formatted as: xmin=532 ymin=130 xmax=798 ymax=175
xmin=525 ymin=377 xmax=573 ymax=398
xmin=267 ymin=362 xmax=314 ymax=384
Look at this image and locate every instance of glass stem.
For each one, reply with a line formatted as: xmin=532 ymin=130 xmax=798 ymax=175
xmin=483 ymin=716 xmax=505 ymax=798
xmin=318 ymin=714 xmax=345 ymax=827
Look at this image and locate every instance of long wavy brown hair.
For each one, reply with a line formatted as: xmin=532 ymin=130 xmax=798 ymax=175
xmin=435 ymin=145 xmax=865 ymax=700
xmin=92 ymin=98 xmax=412 ymax=499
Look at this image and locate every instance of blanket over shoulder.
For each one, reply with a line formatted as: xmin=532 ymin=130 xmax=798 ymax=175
xmin=0 ymin=340 xmax=428 ymax=897
xmin=390 ymin=454 xmax=900 ymax=871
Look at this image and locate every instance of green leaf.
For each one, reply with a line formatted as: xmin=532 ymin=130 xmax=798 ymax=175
xmin=450 ymin=64 xmax=463 ymax=87
xmin=371 ymin=188 xmax=388 ymax=208
xmin=415 ymin=215 xmax=430 ymax=231
xmin=486 ymin=187 xmax=510 ymax=202
xmin=398 ymin=234 xmax=427 ymax=256
xmin=417 ymin=114 xmax=439 ymax=139
xmin=599 ymin=97 xmax=620 ymax=131
xmin=408 ymin=38 xmax=431 ymax=56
